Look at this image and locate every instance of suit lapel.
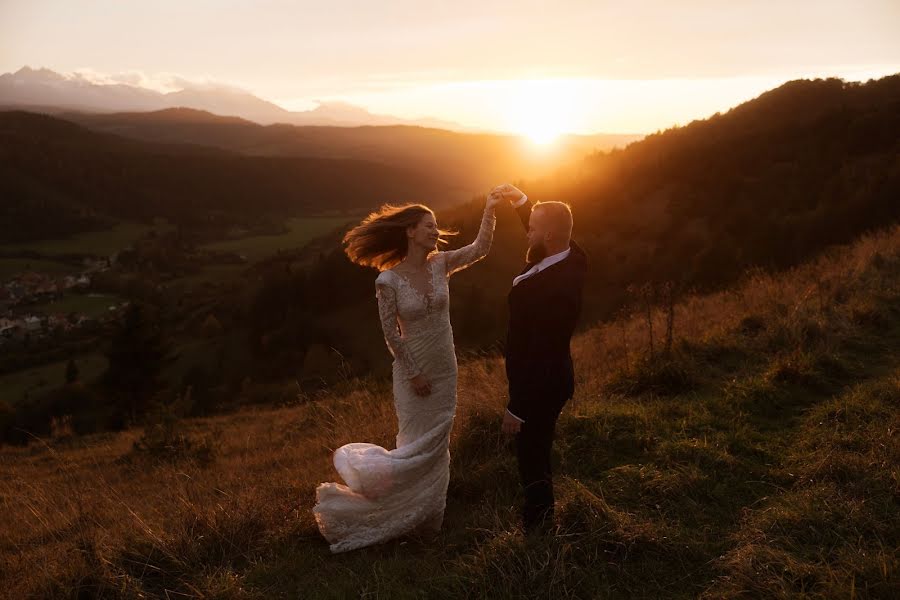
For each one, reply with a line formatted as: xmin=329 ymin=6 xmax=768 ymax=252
xmin=517 ymin=253 xmax=570 ymax=286
xmin=517 ymin=262 xmax=537 ymax=277
xmin=512 ymin=242 xmax=580 ymax=294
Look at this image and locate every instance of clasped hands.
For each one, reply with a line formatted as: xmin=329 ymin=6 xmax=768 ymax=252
xmin=487 ymin=183 xmax=526 ymax=209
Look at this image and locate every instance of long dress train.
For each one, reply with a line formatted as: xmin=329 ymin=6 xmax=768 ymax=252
xmin=312 ymin=207 xmax=496 ymax=553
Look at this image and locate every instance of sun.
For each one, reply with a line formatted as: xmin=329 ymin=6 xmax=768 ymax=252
xmin=506 ymin=80 xmax=576 ymax=145
xmin=522 ymin=121 xmax=565 ymax=145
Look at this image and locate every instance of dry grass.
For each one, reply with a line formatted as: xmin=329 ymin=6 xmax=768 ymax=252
xmin=2 ymin=224 xmax=900 ymax=598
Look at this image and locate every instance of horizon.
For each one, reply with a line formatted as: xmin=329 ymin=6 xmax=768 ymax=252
xmin=2 ymin=1 xmax=899 ymax=139
xmin=4 ymin=64 xmax=898 ymax=140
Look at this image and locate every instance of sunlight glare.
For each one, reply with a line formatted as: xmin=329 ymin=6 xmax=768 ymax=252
xmin=506 ymin=80 xmax=579 ymax=145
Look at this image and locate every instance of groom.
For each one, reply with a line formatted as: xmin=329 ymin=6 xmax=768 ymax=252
xmin=492 ymin=183 xmax=587 ymax=533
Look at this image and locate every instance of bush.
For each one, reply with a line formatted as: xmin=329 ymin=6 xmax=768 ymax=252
xmin=129 ymin=391 xmax=220 ymax=465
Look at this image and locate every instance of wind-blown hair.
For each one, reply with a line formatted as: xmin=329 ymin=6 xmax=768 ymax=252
xmin=342 ymin=203 xmax=457 ymax=270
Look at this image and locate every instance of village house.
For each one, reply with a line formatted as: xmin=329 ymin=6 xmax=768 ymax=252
xmin=0 ymin=317 xmax=16 ymax=339
xmin=48 ymin=313 xmax=76 ymax=332
xmin=6 ymin=282 xmax=25 ymax=303
xmin=24 ymin=316 xmax=43 ymax=332
xmin=34 ymin=281 xmax=59 ymax=298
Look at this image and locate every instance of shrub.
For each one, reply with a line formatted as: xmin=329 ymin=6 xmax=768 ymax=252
xmin=129 ymin=391 xmax=220 ymax=465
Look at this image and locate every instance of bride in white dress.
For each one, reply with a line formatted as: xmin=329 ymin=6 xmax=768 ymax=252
xmin=313 ymin=193 xmax=501 ymax=553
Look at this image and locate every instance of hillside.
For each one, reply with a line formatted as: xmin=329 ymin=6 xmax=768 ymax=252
xmin=1 ymin=218 xmax=898 ymax=598
xmin=532 ymin=75 xmax=900 ymax=289
xmin=0 ymin=111 xmax=460 ymax=242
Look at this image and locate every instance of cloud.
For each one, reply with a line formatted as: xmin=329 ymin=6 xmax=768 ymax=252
xmin=165 ymin=75 xmax=250 ymax=94
xmin=69 ymin=68 xmax=251 ymax=95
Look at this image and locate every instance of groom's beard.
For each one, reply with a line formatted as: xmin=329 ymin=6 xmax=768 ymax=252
xmin=526 ymin=241 xmax=548 ymax=264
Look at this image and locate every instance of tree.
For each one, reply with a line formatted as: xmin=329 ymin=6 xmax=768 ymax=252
xmin=104 ymin=303 xmax=167 ymax=424
xmin=200 ymin=314 xmax=224 ymax=338
xmin=65 ymin=358 xmax=79 ymax=385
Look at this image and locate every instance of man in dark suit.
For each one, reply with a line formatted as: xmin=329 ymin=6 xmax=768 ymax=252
xmin=491 ymin=183 xmax=587 ymax=533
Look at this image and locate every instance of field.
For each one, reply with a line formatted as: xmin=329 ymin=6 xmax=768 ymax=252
xmin=0 ymin=221 xmax=171 ymax=258
xmin=201 ymin=216 xmax=354 ymax=263
xmin=1 ymin=225 xmax=899 ymax=598
xmin=29 ymin=293 xmax=123 ymax=319
xmin=168 ymin=264 xmax=247 ymax=289
xmin=0 ymin=258 xmax=80 ymax=280
xmin=0 ymin=353 xmax=107 ymax=406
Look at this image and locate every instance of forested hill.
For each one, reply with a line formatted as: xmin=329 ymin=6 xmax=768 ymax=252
xmin=0 ymin=111 xmax=456 ymax=242
xmin=453 ymin=75 xmax=900 ymax=312
xmin=60 ymin=107 xmax=642 ymax=192
xmin=532 ymin=75 xmax=900 ymax=290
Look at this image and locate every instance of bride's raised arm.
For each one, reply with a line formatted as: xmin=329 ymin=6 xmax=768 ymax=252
xmin=442 ymin=197 xmax=500 ymax=276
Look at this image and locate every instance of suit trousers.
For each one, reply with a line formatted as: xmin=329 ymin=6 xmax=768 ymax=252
xmin=514 ymin=394 xmax=568 ymax=530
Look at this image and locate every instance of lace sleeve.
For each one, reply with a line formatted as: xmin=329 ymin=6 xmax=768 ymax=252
xmin=375 ymin=279 xmax=422 ymax=380
xmin=443 ymin=207 xmax=496 ymax=276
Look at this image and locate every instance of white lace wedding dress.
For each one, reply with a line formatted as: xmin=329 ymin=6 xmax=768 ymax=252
xmin=313 ymin=206 xmax=496 ymax=553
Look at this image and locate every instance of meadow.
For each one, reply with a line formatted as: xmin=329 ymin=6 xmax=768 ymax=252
xmin=29 ymin=294 xmax=123 ymax=319
xmin=0 ymin=353 xmax=107 ymax=407
xmin=0 ymin=258 xmax=79 ymax=280
xmin=200 ymin=216 xmax=355 ymax=263
xmin=0 ymin=222 xmax=171 ymax=258
xmin=157 ymin=215 xmax=354 ymax=291
xmin=1 ymin=223 xmax=898 ymax=598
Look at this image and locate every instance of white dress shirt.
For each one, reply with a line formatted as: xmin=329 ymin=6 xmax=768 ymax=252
xmin=513 ymin=247 xmax=572 ymax=287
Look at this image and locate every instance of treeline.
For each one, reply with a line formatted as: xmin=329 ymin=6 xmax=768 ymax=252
xmin=562 ymin=76 xmax=900 ymax=289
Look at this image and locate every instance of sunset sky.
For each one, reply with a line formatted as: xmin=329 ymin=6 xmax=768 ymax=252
xmin=2 ymin=0 xmax=898 ymax=137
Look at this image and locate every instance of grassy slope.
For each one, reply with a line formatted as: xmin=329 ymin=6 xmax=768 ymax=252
xmin=1 ymin=225 xmax=899 ymax=598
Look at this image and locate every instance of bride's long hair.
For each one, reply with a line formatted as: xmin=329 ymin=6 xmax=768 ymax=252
xmin=343 ymin=203 xmax=457 ymax=270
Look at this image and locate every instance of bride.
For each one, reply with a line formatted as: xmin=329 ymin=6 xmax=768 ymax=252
xmin=313 ymin=192 xmax=501 ymax=553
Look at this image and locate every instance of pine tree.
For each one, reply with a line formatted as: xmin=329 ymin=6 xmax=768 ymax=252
xmin=104 ymin=303 xmax=167 ymax=423
xmin=65 ymin=358 xmax=79 ymax=385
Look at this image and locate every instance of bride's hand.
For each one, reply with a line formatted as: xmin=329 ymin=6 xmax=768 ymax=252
xmin=411 ymin=374 xmax=432 ymax=396
xmin=486 ymin=190 xmax=503 ymax=209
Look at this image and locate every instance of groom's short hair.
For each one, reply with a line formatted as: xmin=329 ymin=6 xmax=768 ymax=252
xmin=533 ymin=201 xmax=573 ymax=240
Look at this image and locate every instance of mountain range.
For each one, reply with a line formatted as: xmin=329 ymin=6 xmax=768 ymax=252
xmin=0 ymin=66 xmax=515 ymax=132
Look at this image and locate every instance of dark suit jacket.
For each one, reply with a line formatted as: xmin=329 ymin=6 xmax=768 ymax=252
xmin=505 ymin=198 xmax=587 ymax=421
